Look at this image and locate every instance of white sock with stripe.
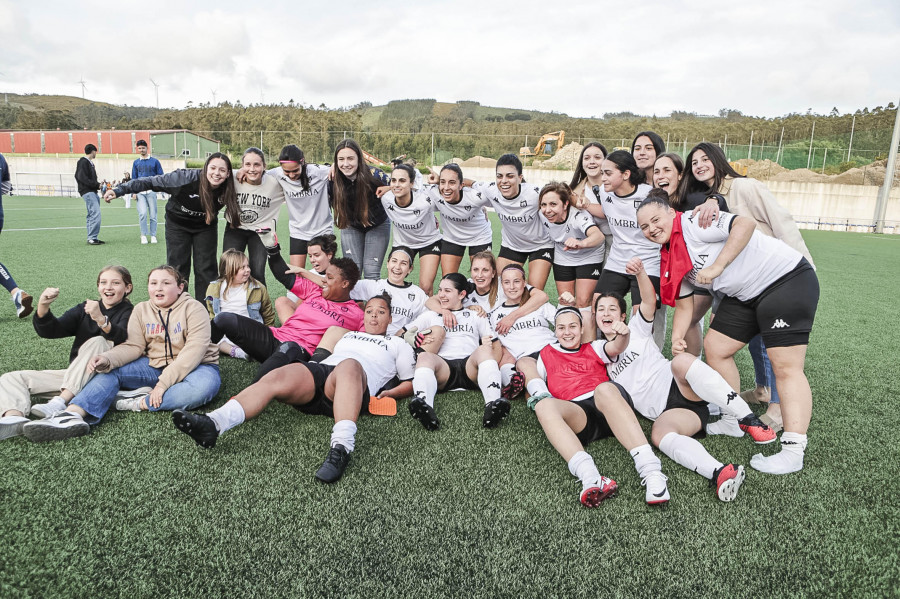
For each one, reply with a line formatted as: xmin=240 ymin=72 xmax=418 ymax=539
xmin=658 ymin=431 xmax=722 ymax=480
xmin=685 ymin=359 xmax=752 ymax=418
xmin=477 ymin=359 xmax=502 ymax=404
xmin=751 ymin=432 xmax=807 ymax=474
xmin=412 ymin=368 xmax=439 ymax=408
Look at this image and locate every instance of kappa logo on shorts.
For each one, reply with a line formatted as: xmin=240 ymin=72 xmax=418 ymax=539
xmin=542 ymin=252 xmax=551 ymax=259
xmin=771 ymin=319 xmax=790 ymax=329
xmin=591 ymin=270 xmax=600 ymax=276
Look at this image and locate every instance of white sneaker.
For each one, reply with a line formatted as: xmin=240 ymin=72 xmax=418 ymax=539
xmin=141 ymin=235 xmax=149 ymax=245
xmin=22 ymin=412 xmax=89 ymax=443
xmin=642 ymin=470 xmax=670 ymax=506
xmin=30 ymin=396 xmax=68 ymax=419
xmin=115 ymin=396 xmax=148 ymax=411
xmin=150 ymin=236 xmax=158 ymax=244
xmin=0 ymin=415 xmax=29 ymax=440
xmin=706 ymin=414 xmax=744 ymax=437
xmin=115 ymin=386 xmax=153 ymax=399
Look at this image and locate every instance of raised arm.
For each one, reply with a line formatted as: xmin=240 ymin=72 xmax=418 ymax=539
xmin=266 ymin=247 xmax=299 ymax=291
xmin=625 ymin=257 xmax=657 ymax=322
xmin=696 ymin=215 xmax=756 ymax=285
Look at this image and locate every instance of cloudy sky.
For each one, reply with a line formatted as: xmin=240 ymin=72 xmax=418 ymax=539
xmin=1 ymin=0 xmax=897 ymax=118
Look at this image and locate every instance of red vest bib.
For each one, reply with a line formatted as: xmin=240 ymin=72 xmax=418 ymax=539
xmin=539 ymin=343 xmax=611 ymax=401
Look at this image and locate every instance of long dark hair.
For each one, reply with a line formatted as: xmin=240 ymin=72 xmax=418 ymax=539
xmin=199 ymin=152 xmax=239 ymax=226
xmin=331 ymin=139 xmax=381 ymax=229
xmin=631 ymin=131 xmax=665 ymax=156
xmin=570 ymin=142 xmax=608 ymax=188
xmin=279 ymin=144 xmax=310 ymax=191
xmin=604 ymin=150 xmax=645 ymax=188
xmin=678 ymin=142 xmax=744 ymax=202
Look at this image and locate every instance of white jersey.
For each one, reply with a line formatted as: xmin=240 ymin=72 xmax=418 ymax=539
xmin=471 ymin=181 xmax=550 ymax=252
xmin=407 ymin=309 xmax=494 ymax=361
xmin=232 ymin=172 xmax=285 ymax=230
xmin=606 ymin=311 xmax=673 ymax=420
xmin=601 ymin=183 xmax=660 ymax=275
xmin=540 ymin=207 xmax=605 ymax=267
xmin=488 ymin=301 xmax=557 ymax=359
xmin=583 ymin=183 xmax=613 ymax=237
xmin=381 ymin=190 xmax=442 ymax=249
xmin=321 ymin=331 xmax=416 ymax=396
xmin=423 ymin=185 xmax=492 ymax=247
xmin=677 ymin=212 xmax=803 ymax=302
xmin=271 ymin=164 xmax=333 ymax=240
xmin=350 ymin=279 xmax=427 ymax=336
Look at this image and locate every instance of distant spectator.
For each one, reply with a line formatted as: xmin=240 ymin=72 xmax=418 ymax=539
xmin=74 ymin=144 xmax=104 ymax=245
xmin=131 ymin=140 xmax=164 ymax=245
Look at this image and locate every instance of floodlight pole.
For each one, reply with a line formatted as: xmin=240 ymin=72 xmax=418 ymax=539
xmin=873 ymin=99 xmax=900 ymax=234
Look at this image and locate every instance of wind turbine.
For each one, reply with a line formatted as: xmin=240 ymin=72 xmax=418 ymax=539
xmin=150 ymin=78 xmax=160 ymax=109
xmin=78 ymin=76 xmax=87 ymax=99
xmin=211 ymin=89 xmax=217 ymax=105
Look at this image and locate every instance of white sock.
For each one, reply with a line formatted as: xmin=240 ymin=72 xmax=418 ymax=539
xmin=500 ymin=363 xmax=515 ymax=386
xmin=330 ymin=419 xmax=357 ymax=452
xmin=630 ymin=443 xmax=662 ymax=478
xmin=658 ymin=431 xmax=722 ymax=480
xmin=286 ymin=291 xmax=299 ymax=302
xmin=685 ymin=359 xmax=752 ymax=418
xmin=526 ymin=379 xmax=549 ymax=397
xmin=45 ymin=396 xmax=68 ymax=412
xmin=477 ymin=359 xmax=502 ymax=404
xmin=652 ymin=306 xmax=667 ymax=350
xmin=751 ymin=432 xmax=807 ymax=474
xmin=207 ymin=399 xmax=246 ymax=434
xmin=706 ymin=414 xmax=744 ymax=437
xmin=230 ymin=346 xmax=248 ymax=360
xmin=567 ymin=450 xmax=600 ymax=483
xmin=412 ymin=368 xmax=438 ymax=408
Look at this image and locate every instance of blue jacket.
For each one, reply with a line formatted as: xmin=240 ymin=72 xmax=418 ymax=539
xmin=132 ymin=156 xmax=164 ymax=181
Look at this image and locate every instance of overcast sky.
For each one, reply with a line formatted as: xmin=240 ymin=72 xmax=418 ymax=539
xmin=1 ymin=0 xmax=897 ymax=119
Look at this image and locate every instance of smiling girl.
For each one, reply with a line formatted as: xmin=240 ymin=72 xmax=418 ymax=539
xmin=274 ymin=233 xmax=337 ymax=323
xmin=349 ymin=248 xmax=427 ymax=336
xmin=631 ymin=131 xmax=666 ymax=188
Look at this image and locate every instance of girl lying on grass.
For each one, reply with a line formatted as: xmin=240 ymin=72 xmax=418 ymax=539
xmin=0 ymin=266 xmax=134 ymax=440
xmin=275 ymin=233 xmax=337 ymax=323
xmin=21 ymin=266 xmax=220 ymax=442
xmin=205 ymin=249 xmax=275 ymax=360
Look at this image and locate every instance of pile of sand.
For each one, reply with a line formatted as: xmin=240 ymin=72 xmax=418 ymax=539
xmin=734 ymin=158 xmax=789 ymax=179
xmin=737 ymin=157 xmax=892 ymax=186
xmin=770 ymin=168 xmax=830 ymax=183
xmin=443 ymin=157 xmax=465 ymax=166
xmin=541 ymin=142 xmax=584 ymax=169
xmin=830 ymin=160 xmax=886 ymax=186
xmin=460 ymin=155 xmax=497 ymax=168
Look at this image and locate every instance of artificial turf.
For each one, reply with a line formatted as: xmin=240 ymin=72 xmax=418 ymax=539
xmin=0 ymin=195 xmax=897 ymax=598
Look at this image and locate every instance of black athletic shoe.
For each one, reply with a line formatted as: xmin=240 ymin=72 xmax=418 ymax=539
xmin=87 ymin=239 xmax=105 ymax=245
xmin=315 ymin=444 xmax=351 ymax=483
xmin=172 ymin=409 xmax=219 ymax=448
xmin=482 ymin=398 xmax=511 ymax=429
xmin=408 ymin=397 xmax=440 ymax=431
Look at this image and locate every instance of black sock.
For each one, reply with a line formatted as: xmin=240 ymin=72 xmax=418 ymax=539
xmin=311 ymin=347 xmax=332 ymax=362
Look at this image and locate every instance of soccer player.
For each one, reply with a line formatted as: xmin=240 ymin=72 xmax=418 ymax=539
xmin=349 ymin=248 xmax=427 ymax=336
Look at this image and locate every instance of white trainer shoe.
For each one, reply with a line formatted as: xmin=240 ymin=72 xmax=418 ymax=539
xmin=22 ymin=412 xmax=89 ymax=443
xmin=150 ymin=236 xmax=158 ymax=244
xmin=30 ymin=396 xmax=68 ymax=419
xmin=141 ymin=235 xmax=149 ymax=245
xmin=0 ymin=415 xmax=29 ymax=440
xmin=642 ymin=470 xmax=670 ymax=506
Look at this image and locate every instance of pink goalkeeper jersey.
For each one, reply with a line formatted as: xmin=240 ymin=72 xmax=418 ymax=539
xmin=271 ymin=277 xmax=364 ymax=353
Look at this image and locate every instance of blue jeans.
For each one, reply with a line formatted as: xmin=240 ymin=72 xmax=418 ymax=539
xmin=136 ymin=191 xmax=158 ymax=237
xmin=82 ymin=192 xmax=101 ymax=241
xmin=749 ymin=334 xmax=780 ymax=404
xmin=71 ymin=356 xmax=221 ymax=423
xmin=340 ymin=219 xmax=390 ymax=280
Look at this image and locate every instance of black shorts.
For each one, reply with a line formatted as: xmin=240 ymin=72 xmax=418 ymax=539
xmin=291 ymin=362 xmax=371 ymax=417
xmin=439 ymin=357 xmax=480 ymax=392
xmin=553 ymin=262 xmax=603 ymax=282
xmin=392 ymin=241 xmax=442 ymax=259
xmin=595 ymin=269 xmax=661 ymax=308
xmin=498 ymin=245 xmax=554 ymax=265
xmin=289 ymin=237 xmax=309 ymax=256
xmin=661 ymin=379 xmax=709 ymax=438
xmin=574 ymin=381 xmax=632 ymax=446
xmin=441 ymin=239 xmax=492 ymax=258
xmin=710 ymin=259 xmax=819 ymax=348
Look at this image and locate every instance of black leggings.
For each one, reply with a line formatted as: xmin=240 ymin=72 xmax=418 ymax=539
xmin=213 ymin=313 xmax=310 ymax=381
xmin=222 ymin=227 xmax=268 ymax=285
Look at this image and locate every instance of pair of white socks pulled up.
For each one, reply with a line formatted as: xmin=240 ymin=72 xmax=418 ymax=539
xmin=412 ymin=360 xmax=502 ymax=407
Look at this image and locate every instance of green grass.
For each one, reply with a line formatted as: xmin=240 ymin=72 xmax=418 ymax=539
xmin=1 ymin=196 xmax=899 ymax=598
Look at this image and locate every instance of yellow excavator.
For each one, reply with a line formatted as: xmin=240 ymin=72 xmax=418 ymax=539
xmin=520 ymin=131 xmax=565 ymax=158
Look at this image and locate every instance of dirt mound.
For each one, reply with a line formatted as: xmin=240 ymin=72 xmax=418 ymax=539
xmin=769 ymin=168 xmax=830 ymax=183
xmin=460 ymin=155 xmax=497 ymax=168
xmin=830 ymin=163 xmax=886 ymax=186
xmin=735 ymin=158 xmax=789 ymax=179
xmin=443 ymin=157 xmax=465 ymax=166
xmin=541 ymin=142 xmax=583 ymax=169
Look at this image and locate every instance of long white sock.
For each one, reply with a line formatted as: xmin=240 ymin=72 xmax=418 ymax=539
xmin=330 ymin=419 xmax=357 ymax=452
xmin=477 ymin=359 xmax=502 ymax=404
xmin=630 ymin=443 xmax=662 ymax=478
xmin=707 ymin=414 xmax=744 ymax=437
xmin=751 ymin=432 xmax=807 ymax=474
xmin=412 ymin=368 xmax=439 ymax=408
xmin=286 ymin=291 xmax=299 ymax=302
xmin=567 ymin=450 xmax=600 ymax=483
xmin=526 ymin=379 xmax=549 ymax=397
xmin=685 ymin=359 xmax=752 ymax=418
xmin=500 ymin=363 xmax=515 ymax=386
xmin=658 ymin=431 xmax=722 ymax=480
xmin=207 ymin=399 xmax=246 ymax=434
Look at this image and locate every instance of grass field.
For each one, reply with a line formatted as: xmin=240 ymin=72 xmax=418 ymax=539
xmin=1 ymin=195 xmax=898 ymax=598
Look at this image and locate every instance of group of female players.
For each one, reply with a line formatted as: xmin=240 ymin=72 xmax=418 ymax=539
xmin=0 ymin=132 xmax=819 ymax=508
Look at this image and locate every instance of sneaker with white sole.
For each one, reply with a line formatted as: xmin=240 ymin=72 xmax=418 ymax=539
xmin=141 ymin=235 xmax=149 ymax=245
xmin=22 ymin=412 xmax=90 ymax=443
xmin=706 ymin=414 xmax=744 ymax=437
xmin=0 ymin=415 xmax=29 ymax=440
xmin=580 ymin=475 xmax=618 ymax=507
xmin=738 ymin=414 xmax=777 ymax=444
xmin=13 ymin=290 xmax=33 ymax=319
xmin=115 ymin=387 xmax=153 ymax=399
xmin=150 ymin=236 xmax=158 ymax=244
xmin=30 ymin=396 xmax=68 ymax=419
xmin=115 ymin=396 xmax=147 ymax=411
xmin=642 ymin=471 xmax=670 ymax=506
xmin=712 ymin=463 xmax=746 ymax=502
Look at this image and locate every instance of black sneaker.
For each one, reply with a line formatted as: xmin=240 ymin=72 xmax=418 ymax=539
xmin=315 ymin=444 xmax=351 ymax=483
xmin=482 ymin=398 xmax=511 ymax=429
xmin=87 ymin=239 xmax=105 ymax=245
xmin=172 ymin=409 xmax=219 ymax=448
xmin=408 ymin=397 xmax=440 ymax=431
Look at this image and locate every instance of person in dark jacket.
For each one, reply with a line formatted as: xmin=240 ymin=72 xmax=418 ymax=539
xmin=75 ymin=144 xmax=103 ymax=245
xmin=0 ymin=266 xmax=134 ymax=439
xmin=104 ymin=153 xmax=239 ymax=299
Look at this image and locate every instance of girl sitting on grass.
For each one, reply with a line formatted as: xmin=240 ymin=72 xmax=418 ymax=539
xmin=21 ymin=266 xmax=221 ymax=442
xmin=205 ymin=249 xmax=275 ymax=361
xmin=0 ymin=266 xmax=134 ymax=440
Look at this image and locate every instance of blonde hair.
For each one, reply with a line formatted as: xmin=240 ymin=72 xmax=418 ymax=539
xmin=217 ymin=249 xmax=260 ymax=298
xmin=471 ymin=250 xmax=499 ymax=308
